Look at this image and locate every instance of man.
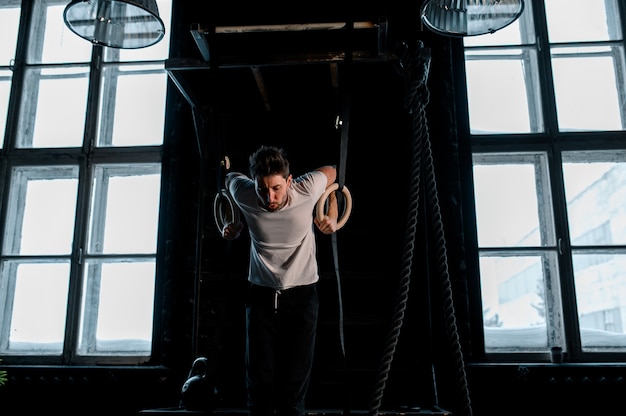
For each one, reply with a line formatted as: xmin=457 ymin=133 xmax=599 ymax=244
xmin=221 ymin=145 xmax=338 ymax=416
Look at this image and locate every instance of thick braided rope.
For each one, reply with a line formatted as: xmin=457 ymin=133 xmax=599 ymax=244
xmin=368 ymin=42 xmax=429 ymax=416
xmin=421 ymin=97 xmax=474 ymax=416
xmin=368 ymin=40 xmax=473 ymax=416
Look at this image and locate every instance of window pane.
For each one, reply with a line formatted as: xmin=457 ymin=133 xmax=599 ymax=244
xmin=473 ymin=154 xmax=555 ymax=247
xmin=563 ymin=153 xmax=626 ymax=351
xmin=545 ymin=0 xmax=622 ymax=43
xmin=3 ymin=166 xmax=79 ymax=255
xmin=573 ymin=254 xmax=626 ymax=351
xmin=98 ymin=65 xmax=166 ymax=147
xmin=563 ymin=154 xmax=626 ymax=245
xmin=0 ymin=261 xmax=70 ymax=354
xmin=463 ymin=0 xmax=535 ymax=47
xmin=88 ymin=164 xmax=161 ymax=254
xmin=0 ymin=3 xmax=20 ymax=65
xmin=18 ymin=66 xmax=89 ymax=148
xmin=28 ymin=1 xmax=92 ymax=64
xmin=481 ymin=255 xmax=555 ymax=350
xmin=465 ymin=49 xmax=543 ymax=134
xmin=78 ymin=260 xmax=154 ymax=355
xmin=551 ymin=46 xmax=626 ymax=132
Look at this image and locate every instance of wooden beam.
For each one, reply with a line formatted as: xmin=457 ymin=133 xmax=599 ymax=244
xmin=250 ymin=66 xmax=271 ymax=112
xmin=211 ymin=21 xmax=377 ymax=34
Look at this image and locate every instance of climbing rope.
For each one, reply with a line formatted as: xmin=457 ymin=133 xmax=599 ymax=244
xmin=368 ymin=40 xmax=473 ymax=416
xmin=419 ymin=76 xmax=474 ymax=416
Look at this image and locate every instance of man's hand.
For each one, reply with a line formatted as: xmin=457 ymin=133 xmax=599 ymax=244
xmin=222 ymin=221 xmax=243 ymax=240
xmin=314 ymin=215 xmax=338 ymax=234
xmin=315 ymin=187 xmax=339 ymax=234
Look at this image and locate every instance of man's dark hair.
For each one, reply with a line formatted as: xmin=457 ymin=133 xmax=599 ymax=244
xmin=249 ymin=145 xmax=290 ymax=179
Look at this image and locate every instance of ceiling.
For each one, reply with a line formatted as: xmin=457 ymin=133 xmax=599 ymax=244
xmin=166 ymin=1 xmax=428 ymax=115
xmin=167 ymin=21 xmax=398 ymax=111
xmin=164 ymin=2 xmax=436 ymax=172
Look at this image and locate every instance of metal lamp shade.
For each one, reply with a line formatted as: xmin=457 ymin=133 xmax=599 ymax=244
xmin=421 ymin=0 xmax=525 ymax=37
xmin=63 ymin=0 xmax=165 ymax=49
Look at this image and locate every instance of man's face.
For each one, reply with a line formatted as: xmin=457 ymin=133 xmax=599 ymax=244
xmin=255 ymin=174 xmax=292 ymax=211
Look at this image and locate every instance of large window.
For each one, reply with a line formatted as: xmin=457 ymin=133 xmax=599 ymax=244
xmin=0 ymin=0 xmax=171 ymax=364
xmin=464 ymin=0 xmax=626 ymax=361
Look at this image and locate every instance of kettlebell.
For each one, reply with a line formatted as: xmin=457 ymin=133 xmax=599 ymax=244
xmin=181 ymin=357 xmax=218 ymax=411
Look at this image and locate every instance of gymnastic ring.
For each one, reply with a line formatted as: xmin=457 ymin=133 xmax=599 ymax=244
xmin=316 ymin=183 xmax=352 ymax=231
xmin=213 ymin=188 xmax=240 ymax=232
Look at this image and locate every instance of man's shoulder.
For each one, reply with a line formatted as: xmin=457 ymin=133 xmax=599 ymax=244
xmin=225 ymin=171 xmax=249 ymax=185
xmin=226 ymin=171 xmax=247 ymax=179
xmin=293 ymin=170 xmax=324 ymax=184
xmin=292 ymin=171 xmax=327 ymax=198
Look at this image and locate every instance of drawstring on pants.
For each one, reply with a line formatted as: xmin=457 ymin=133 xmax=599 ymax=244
xmin=274 ymin=290 xmax=281 ymax=313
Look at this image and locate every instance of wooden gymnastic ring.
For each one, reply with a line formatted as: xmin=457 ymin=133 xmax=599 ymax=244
xmin=213 ymin=189 xmax=240 ymax=232
xmin=316 ymin=183 xmax=352 ymax=231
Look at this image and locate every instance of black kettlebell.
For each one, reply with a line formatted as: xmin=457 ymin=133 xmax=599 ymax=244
xmin=181 ymin=357 xmax=218 ymax=411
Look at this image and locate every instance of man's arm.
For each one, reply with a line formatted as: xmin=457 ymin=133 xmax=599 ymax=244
xmin=315 ymin=165 xmax=337 ymax=188
xmin=314 ymin=165 xmax=338 ymax=234
xmin=224 ymin=171 xmax=244 ymax=190
xmin=221 ymin=172 xmax=244 ymax=240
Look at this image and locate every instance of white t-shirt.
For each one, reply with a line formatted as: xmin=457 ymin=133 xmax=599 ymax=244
xmin=227 ymin=170 xmax=327 ymax=290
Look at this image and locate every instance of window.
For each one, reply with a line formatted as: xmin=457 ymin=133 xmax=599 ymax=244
xmin=464 ymin=0 xmax=626 ymax=361
xmin=0 ymin=0 xmax=171 ymax=364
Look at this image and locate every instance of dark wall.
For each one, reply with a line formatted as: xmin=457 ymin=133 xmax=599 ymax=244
xmin=160 ymin=1 xmax=476 ymax=413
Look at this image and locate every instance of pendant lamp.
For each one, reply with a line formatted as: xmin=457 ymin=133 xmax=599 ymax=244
xmin=63 ymin=0 xmax=165 ymax=49
xmin=421 ymin=0 xmax=525 ymax=37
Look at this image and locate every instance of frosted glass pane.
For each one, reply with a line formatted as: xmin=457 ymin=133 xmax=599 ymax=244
xmin=552 ymin=52 xmax=624 ymax=132
xmin=563 ymin=160 xmax=626 ymax=245
xmin=474 ymin=163 xmax=543 ymax=246
xmin=6 ymin=262 xmax=70 ymax=353
xmin=545 ymin=0 xmax=622 ymax=43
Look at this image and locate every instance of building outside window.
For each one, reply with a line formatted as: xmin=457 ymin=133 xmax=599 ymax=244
xmin=0 ymin=0 xmax=172 ymax=364
xmin=464 ymin=0 xmax=626 ymax=360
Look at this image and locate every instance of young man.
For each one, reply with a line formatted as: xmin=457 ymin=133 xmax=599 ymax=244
xmin=221 ymin=145 xmax=338 ymax=416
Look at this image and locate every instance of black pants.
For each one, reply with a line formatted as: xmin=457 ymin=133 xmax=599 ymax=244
xmin=245 ymin=283 xmax=319 ymax=416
